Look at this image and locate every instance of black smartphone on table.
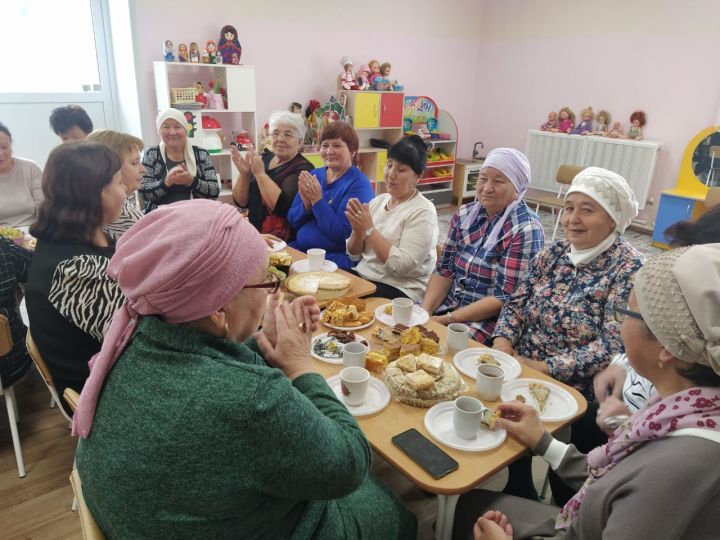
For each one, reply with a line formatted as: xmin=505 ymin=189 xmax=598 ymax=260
xmin=391 ymin=428 xmax=459 ymax=480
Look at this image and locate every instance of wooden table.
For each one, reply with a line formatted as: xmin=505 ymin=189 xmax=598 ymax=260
xmin=284 ymin=246 xmax=377 ymax=301
xmin=311 ymin=297 xmax=587 ymax=540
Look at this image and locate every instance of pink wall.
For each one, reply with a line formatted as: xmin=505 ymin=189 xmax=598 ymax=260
xmin=129 ymin=0 xmax=484 ymax=158
xmin=472 ymin=0 xmax=720 ymax=220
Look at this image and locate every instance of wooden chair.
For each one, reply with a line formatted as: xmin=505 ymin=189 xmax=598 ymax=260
xmin=532 ymin=164 xmax=586 ymax=241
xmin=0 ymin=314 xmax=26 ymax=477
xmin=26 ymin=330 xmax=73 ymax=426
xmin=70 ymin=468 xmax=106 ymax=540
xmin=705 ymin=186 xmax=720 ymax=208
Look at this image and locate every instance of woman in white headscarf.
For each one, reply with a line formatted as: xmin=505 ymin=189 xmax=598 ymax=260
xmin=139 ymin=109 xmax=219 ymax=212
xmin=493 ymin=167 xmax=643 ymax=401
xmin=422 ymin=148 xmax=545 ymax=344
xmin=452 ymin=244 xmax=720 ymax=540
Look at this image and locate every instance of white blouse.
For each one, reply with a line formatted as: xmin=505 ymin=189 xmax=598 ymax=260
xmin=347 ymin=192 xmax=439 ymax=302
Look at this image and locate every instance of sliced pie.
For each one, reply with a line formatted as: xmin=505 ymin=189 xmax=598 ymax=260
xmin=477 ymin=352 xmax=501 ymax=367
xmin=529 ymin=382 xmax=550 ymax=413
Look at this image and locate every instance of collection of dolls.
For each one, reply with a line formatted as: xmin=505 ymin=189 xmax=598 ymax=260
xmin=338 ymin=57 xmax=403 ymax=91
xmin=540 ymin=107 xmax=646 ymax=140
xmin=163 ymin=25 xmax=242 ymax=65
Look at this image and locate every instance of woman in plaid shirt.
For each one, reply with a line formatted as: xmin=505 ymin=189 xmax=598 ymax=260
xmin=422 ymin=148 xmax=544 ymax=343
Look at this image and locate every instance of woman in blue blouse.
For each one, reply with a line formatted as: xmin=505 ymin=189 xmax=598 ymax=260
xmin=421 ymin=148 xmax=545 ymax=344
xmin=287 ymin=122 xmax=374 ymax=269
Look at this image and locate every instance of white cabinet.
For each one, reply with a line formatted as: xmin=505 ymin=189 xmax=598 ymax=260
xmin=453 ymin=160 xmax=484 ymax=203
xmin=152 ymin=61 xmax=257 ymax=196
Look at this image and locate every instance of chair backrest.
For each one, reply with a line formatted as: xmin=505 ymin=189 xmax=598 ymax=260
xmin=556 ymin=164 xmax=586 ymax=185
xmin=0 ymin=314 xmax=12 ymax=357
xmin=25 ymin=330 xmax=55 ymax=388
xmin=706 ymin=187 xmax=720 ymax=208
xmin=70 ymin=468 xmax=106 ymax=540
xmin=64 ymin=387 xmax=80 ymax=414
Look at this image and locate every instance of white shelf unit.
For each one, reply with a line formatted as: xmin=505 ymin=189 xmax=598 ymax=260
xmin=416 ymin=109 xmax=458 ymax=207
xmin=152 ymin=61 xmax=257 ymax=196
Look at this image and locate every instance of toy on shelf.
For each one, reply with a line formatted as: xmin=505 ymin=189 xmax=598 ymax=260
xmin=403 ymin=96 xmax=439 ymax=135
xmin=608 ymin=121 xmax=624 ymax=138
xmin=540 ymin=111 xmax=558 ymax=131
xmin=189 ymin=42 xmax=200 ymax=63
xmin=194 ymin=82 xmax=207 ymax=108
xmin=206 ymin=79 xmax=226 ymax=110
xmin=163 ymin=40 xmax=175 ymax=62
xmin=372 ymin=62 xmax=403 ymax=91
xmin=178 ymin=43 xmax=189 ymax=62
xmin=202 ymin=116 xmax=223 ymax=153
xmin=594 ymin=110 xmax=611 ymax=135
xmin=184 ymin=112 xmax=196 ymax=137
xmin=627 ymin=110 xmax=646 ymax=140
xmin=231 ymin=130 xmax=254 ymax=151
xmin=218 ymin=25 xmax=242 ymax=65
xmin=290 ymin=102 xmax=302 ymax=114
xmin=368 ymin=60 xmax=381 ymax=86
xmin=303 ymin=99 xmax=321 ymax=149
xmin=427 ymin=148 xmax=452 ymax=163
xmin=556 ymin=106 xmax=575 ymax=134
xmin=356 ymin=64 xmax=371 ymax=90
xmin=339 ymin=56 xmax=359 ymax=90
xmin=206 ymin=40 xmax=219 ymax=63
xmin=258 ymin=123 xmax=273 ymax=152
xmin=201 ymin=50 xmax=210 ymax=63
xmin=571 ymin=106 xmax=594 ymax=135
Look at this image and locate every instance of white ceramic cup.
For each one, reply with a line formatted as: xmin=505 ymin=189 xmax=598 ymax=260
xmin=452 ymin=396 xmax=486 ymax=440
xmin=476 ymin=364 xmax=505 ymax=401
xmin=391 ymin=298 xmax=414 ymax=325
xmin=340 ymin=366 xmax=370 ymax=406
xmin=342 ymin=341 xmax=368 ymax=369
xmin=307 ymin=248 xmax=326 ymax=271
xmin=447 ymin=323 xmax=469 ymax=352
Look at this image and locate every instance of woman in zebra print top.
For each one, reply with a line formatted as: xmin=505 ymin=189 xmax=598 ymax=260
xmin=86 ymin=129 xmax=145 ymax=240
xmin=26 ymin=143 xmax=126 ymax=416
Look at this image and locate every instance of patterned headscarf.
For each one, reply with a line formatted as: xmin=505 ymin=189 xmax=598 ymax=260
xmin=461 ymin=148 xmax=531 ymax=250
xmin=565 ymin=167 xmax=638 ymax=234
xmin=72 ymin=199 xmax=268 ymax=438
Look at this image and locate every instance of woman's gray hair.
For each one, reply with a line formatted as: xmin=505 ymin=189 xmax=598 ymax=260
xmin=268 ymin=110 xmax=306 ymax=141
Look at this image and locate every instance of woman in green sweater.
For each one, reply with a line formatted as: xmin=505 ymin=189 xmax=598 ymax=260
xmin=74 ymin=199 xmax=416 ymax=539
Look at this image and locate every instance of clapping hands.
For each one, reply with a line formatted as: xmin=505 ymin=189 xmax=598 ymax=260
xmin=298 ymin=170 xmax=323 ymax=208
xmin=345 ymin=197 xmax=373 ymax=231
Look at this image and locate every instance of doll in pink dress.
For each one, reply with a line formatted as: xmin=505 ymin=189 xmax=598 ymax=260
xmin=557 ymin=107 xmax=575 ymax=134
xmin=540 ymin=111 xmax=558 ymax=131
xmin=356 ymin=64 xmax=371 ymax=90
xmin=339 ymin=56 xmax=359 ymax=90
xmin=571 ymin=106 xmax=594 ymax=135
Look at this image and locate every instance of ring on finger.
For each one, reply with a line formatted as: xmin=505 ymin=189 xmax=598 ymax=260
xmin=297 ymin=322 xmax=307 ymax=332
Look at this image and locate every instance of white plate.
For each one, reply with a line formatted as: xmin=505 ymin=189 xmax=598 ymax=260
xmin=290 ymin=259 xmax=338 ymax=273
xmin=453 ymin=349 xmax=521 ymax=381
xmin=424 ymin=401 xmax=507 ymax=452
xmin=374 ymin=303 xmax=430 ymax=327
xmin=310 ymin=332 xmax=370 ymax=364
xmin=327 ymin=375 xmax=391 ymax=417
xmin=321 ymin=314 xmax=376 ymax=331
xmin=501 ymin=378 xmax=579 ymax=422
xmin=268 ymin=240 xmax=287 ymax=252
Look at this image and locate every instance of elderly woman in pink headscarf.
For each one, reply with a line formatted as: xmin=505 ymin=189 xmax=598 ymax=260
xmin=421 ymin=148 xmax=545 ymax=344
xmin=73 ymin=199 xmax=416 ymax=539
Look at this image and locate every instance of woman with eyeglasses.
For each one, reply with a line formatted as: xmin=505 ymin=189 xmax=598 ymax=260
xmin=232 ymin=111 xmax=314 ymax=242
xmin=491 ymin=167 xmax=643 ymax=500
xmin=73 ymin=199 xmax=417 ymax=539
xmin=453 ymin=244 xmax=720 ymax=540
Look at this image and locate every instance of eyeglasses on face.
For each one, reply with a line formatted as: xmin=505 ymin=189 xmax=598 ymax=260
xmin=612 ymin=302 xmax=644 ymax=323
xmin=245 ymin=273 xmax=281 ymax=294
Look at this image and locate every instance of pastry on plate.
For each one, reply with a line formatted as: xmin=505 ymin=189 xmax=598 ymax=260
xmin=384 ymin=356 xmax=463 ymax=408
xmin=286 ymin=272 xmax=351 ymax=300
xmin=477 ymin=352 xmax=501 ymax=367
xmin=365 ymin=352 xmax=389 ymax=372
xmin=529 ymin=382 xmax=550 ymax=413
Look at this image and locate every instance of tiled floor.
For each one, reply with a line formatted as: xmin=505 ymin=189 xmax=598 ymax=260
xmin=437 ymin=206 xmax=662 ymax=259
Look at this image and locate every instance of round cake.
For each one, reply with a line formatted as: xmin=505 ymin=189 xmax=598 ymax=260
xmin=383 ymin=356 xmax=465 ymax=408
xmin=285 ymin=271 xmax=351 ymax=301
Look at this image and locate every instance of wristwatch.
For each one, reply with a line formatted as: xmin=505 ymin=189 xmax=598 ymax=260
xmin=364 ymin=227 xmax=375 ymax=238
